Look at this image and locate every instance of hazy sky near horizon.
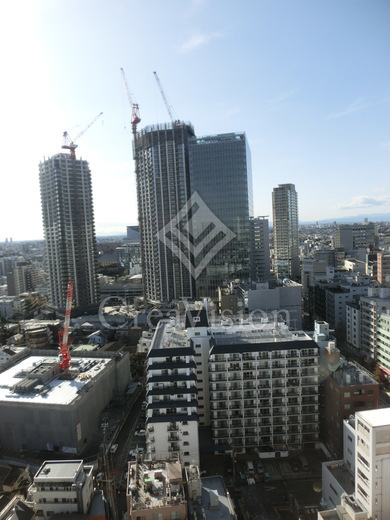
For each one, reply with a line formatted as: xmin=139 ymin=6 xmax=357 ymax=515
xmin=1 ymin=0 xmax=390 ymax=241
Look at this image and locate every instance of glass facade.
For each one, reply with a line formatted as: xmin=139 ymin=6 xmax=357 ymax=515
xmin=188 ymin=133 xmax=254 ymax=297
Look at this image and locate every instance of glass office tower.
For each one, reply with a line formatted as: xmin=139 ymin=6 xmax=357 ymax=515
xmin=188 ymin=132 xmax=253 ymax=297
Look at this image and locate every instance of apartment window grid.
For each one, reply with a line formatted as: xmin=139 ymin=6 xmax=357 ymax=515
xmin=208 ymin=347 xmax=319 ymax=451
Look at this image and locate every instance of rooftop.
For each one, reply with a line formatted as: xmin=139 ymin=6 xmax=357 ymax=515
xmin=196 ymin=476 xmax=236 ymax=520
xmin=0 ymin=355 xmax=111 ymax=405
xmin=34 ymin=460 xmax=84 ymax=482
xmin=127 ymin=461 xmax=185 ymax=511
xmin=324 ymin=461 xmax=354 ymax=495
xmin=331 ymin=361 xmax=377 ymax=387
xmin=357 ymin=407 xmax=390 ymax=428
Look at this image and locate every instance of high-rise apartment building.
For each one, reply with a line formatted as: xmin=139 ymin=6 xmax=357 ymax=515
xmin=145 ymin=307 xmax=320 ymax=466
xmin=134 ymin=123 xmax=195 ymax=304
xmin=188 ymin=132 xmax=253 ymax=296
xmin=251 ymin=216 xmax=270 ymax=282
xmin=272 ymin=183 xmax=299 ymax=280
xmin=39 ymin=153 xmax=99 ymax=309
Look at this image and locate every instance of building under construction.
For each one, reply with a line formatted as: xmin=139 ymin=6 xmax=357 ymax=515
xmin=0 ymin=350 xmax=130 ymax=454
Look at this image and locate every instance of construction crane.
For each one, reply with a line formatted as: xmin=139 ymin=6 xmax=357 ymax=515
xmin=58 ymin=280 xmax=74 ymax=371
xmin=62 ymin=112 xmax=103 ymax=159
xmin=153 ymin=71 xmax=180 ymax=124
xmin=120 ymin=67 xmax=141 ymax=135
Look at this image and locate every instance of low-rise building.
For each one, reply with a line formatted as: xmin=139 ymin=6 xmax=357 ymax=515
xmin=324 ymin=361 xmax=379 ymax=458
xmin=28 ymin=460 xmax=94 ymax=519
xmin=320 ymin=408 xmax=390 ymax=520
xmin=126 ymin=460 xmax=186 ymax=520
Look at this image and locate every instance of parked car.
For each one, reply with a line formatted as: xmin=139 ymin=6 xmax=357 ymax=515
xmin=128 ymin=450 xmax=136 ymax=460
xmin=134 ymin=429 xmax=146 ymax=436
xmin=256 ymin=461 xmax=264 ymax=474
xmin=110 ymin=444 xmax=118 ymax=454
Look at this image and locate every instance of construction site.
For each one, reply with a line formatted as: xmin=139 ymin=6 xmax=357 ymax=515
xmin=0 ymin=349 xmax=130 ymax=455
xmin=0 ymin=282 xmax=130 ymax=455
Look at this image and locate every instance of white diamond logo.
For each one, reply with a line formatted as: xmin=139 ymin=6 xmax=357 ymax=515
xmin=157 ymin=191 xmax=236 ymax=279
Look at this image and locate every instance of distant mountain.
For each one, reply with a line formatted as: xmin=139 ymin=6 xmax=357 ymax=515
xmin=300 ymin=213 xmax=390 ymax=225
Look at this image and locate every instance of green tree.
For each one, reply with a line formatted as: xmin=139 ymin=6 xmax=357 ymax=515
xmin=129 ymin=352 xmax=146 ymax=380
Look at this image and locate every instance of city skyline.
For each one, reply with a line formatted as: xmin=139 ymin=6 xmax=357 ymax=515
xmin=1 ymin=0 xmax=390 ymax=240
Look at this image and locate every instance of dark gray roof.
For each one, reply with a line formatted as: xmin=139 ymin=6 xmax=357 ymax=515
xmin=209 ymin=336 xmax=319 ymax=356
xmin=148 ymin=346 xmax=195 ymax=358
xmin=148 ymin=413 xmax=199 ymax=424
xmin=185 ymin=309 xmax=209 ymax=329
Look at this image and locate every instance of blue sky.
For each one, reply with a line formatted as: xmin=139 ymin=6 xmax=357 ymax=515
xmin=1 ymin=0 xmax=390 ymax=240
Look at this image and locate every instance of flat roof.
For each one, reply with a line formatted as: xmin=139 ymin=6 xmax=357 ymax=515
xmin=200 ymin=476 xmax=235 ymax=520
xmin=35 ymin=460 xmax=83 ymax=482
xmin=357 ymin=407 xmax=390 ymax=428
xmin=324 ymin=461 xmax=355 ymax=495
xmin=0 ymin=355 xmax=111 ymax=406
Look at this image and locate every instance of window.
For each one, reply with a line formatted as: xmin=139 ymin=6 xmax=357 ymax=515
xmin=183 ymin=431 xmax=189 ymax=435
xmin=344 ymin=392 xmax=350 ymax=398
xmin=184 ymin=451 xmax=190 ymax=456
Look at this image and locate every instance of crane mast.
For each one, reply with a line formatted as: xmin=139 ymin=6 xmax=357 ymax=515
xmin=153 ymin=71 xmax=179 ymax=124
xmin=58 ymin=281 xmax=74 ymax=371
xmin=62 ymin=112 xmax=103 ymax=159
xmin=120 ymin=67 xmax=141 ymax=135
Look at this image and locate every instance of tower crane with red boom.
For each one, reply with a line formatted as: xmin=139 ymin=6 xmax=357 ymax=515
xmin=120 ymin=67 xmax=141 ymax=135
xmin=58 ymin=281 xmax=74 ymax=371
xmin=62 ymin=112 xmax=103 ymax=159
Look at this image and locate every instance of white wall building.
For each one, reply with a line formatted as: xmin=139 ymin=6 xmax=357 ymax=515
xmin=360 ymin=288 xmax=390 ymax=359
xmin=355 ymin=409 xmax=390 ymax=519
xmin=28 ymin=460 xmax=94 ymax=518
xmin=320 ymin=408 xmax=390 ymax=520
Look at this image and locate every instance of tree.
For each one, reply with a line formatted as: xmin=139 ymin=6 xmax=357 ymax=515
xmin=129 ymin=352 xmax=146 ymax=380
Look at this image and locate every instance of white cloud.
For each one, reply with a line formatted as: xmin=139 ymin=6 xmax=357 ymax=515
xmin=337 ymin=195 xmax=390 ymax=210
xmin=180 ymin=31 xmax=221 ymax=53
xmin=267 ymin=88 xmax=297 ymax=112
xmin=327 ymin=98 xmax=367 ymax=119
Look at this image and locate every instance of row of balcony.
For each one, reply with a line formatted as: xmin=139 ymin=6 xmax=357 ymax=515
xmin=212 ymin=415 xmax=319 ymax=428
xmin=211 ymin=389 xmax=318 ymax=402
xmin=211 ymin=350 xmax=318 ymax=363
xmin=212 ymin=432 xmax=320 ymax=447
xmin=209 ymin=363 xmax=318 ymax=374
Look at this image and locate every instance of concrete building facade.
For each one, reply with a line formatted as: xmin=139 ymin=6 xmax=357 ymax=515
xmin=377 ymin=251 xmax=390 ymax=285
xmin=360 ymin=288 xmax=390 ymax=359
xmin=29 ymin=460 xmax=94 ymax=519
xmin=324 ymin=361 xmax=379 ymax=457
xmin=134 ymin=123 xmax=195 ymax=304
xmin=0 ymin=351 xmax=130 ymax=454
xmin=251 ymin=216 xmax=270 ymax=282
xmin=272 ymin=183 xmax=299 ymax=280
xmin=334 ymin=222 xmax=378 ymax=250
xmin=39 ymin=154 xmax=99 ymax=309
